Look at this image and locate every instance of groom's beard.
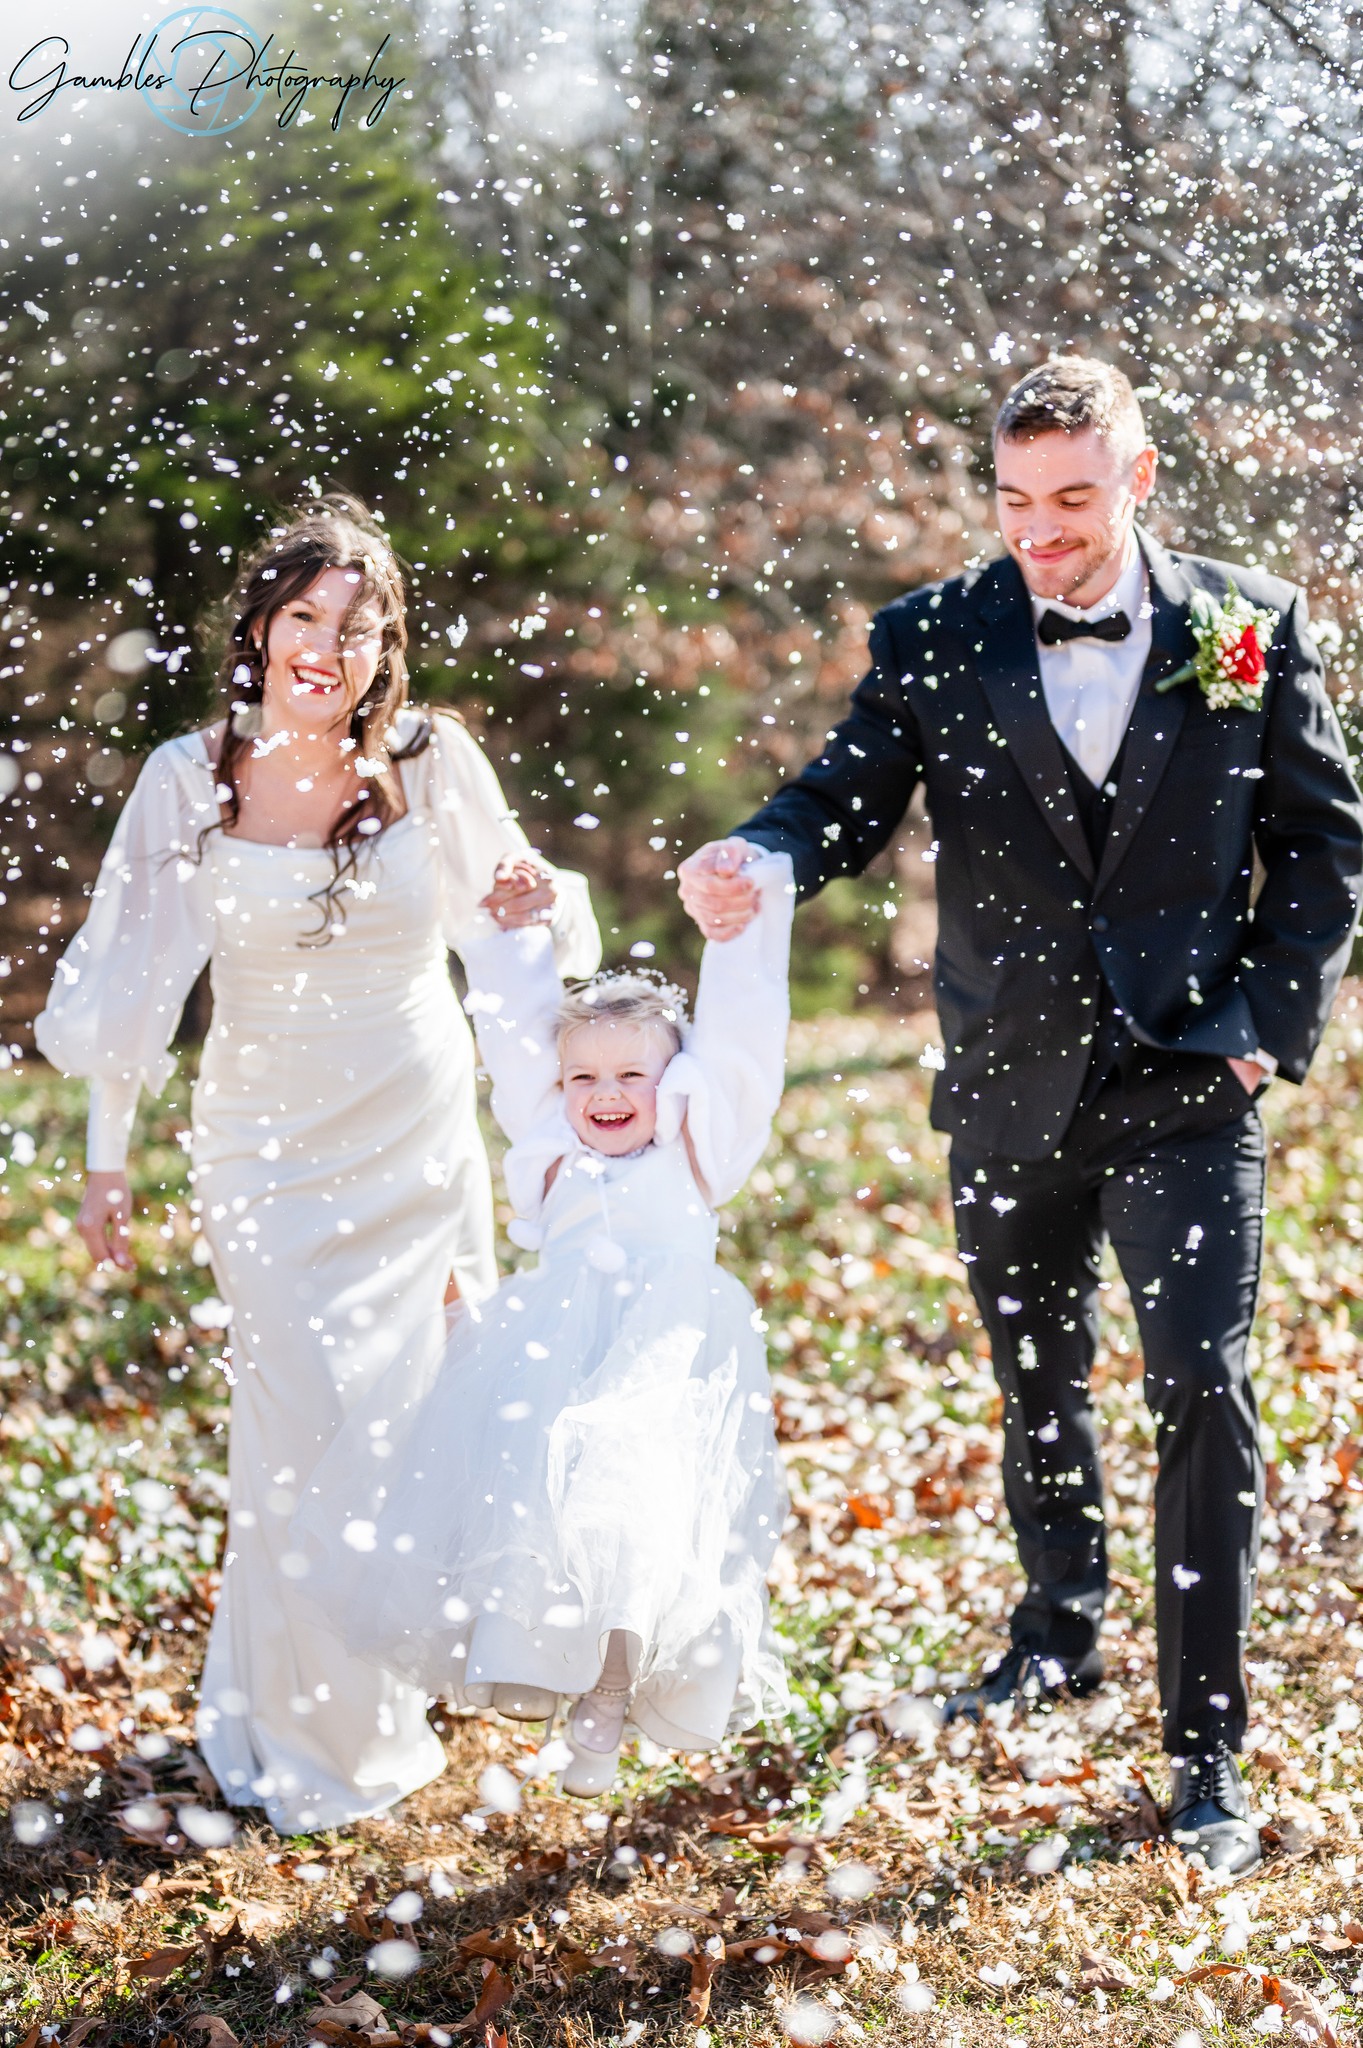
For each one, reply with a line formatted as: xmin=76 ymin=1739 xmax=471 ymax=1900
xmin=1015 ymin=523 xmax=1129 ymax=605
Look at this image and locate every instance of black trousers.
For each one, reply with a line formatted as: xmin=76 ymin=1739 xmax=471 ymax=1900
xmin=950 ymin=1050 xmax=1267 ymax=1754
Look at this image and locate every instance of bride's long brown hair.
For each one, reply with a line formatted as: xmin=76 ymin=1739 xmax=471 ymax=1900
xmin=202 ymin=489 xmax=436 ymax=942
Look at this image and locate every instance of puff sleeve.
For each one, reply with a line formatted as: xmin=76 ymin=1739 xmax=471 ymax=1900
xmin=457 ymin=913 xmax=574 ymax=1237
xmin=654 ymin=850 xmax=795 ymax=1206
xmin=407 ymin=713 xmax=601 ymax=981
xmin=34 ymin=738 xmax=217 ymax=1169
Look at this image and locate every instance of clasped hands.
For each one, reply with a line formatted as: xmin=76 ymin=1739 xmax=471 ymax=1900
xmin=676 ymin=836 xmax=765 ymax=941
xmin=481 ymin=852 xmax=557 ymax=929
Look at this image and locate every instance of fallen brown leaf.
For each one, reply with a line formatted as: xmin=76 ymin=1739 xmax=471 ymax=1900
xmin=456 ymin=1964 xmax=514 ymax=2035
xmin=197 ymin=1911 xmax=249 ymax=1977
xmin=307 ymin=1990 xmax=389 ymax=2041
xmin=635 ymin=1897 xmax=722 ymax=1930
xmin=688 ymin=1943 xmax=723 ymax=2024
xmin=165 ymin=1749 xmax=219 ymax=1798
xmin=186 ymin=2021 xmax=242 ymax=2048
xmin=64 ymin=2021 xmax=108 ymax=2048
xmin=319 ymin=1975 xmax=366 ymax=2003
xmin=727 ymin=1935 xmax=792 ymax=1967
xmin=782 ymin=1909 xmax=837 ymax=1936
xmin=1270 ymin=1975 xmax=1339 ymax=2046
xmin=550 ymin=1940 xmax=597 ymax=1985
xmin=1107 ymin=1764 xmax=1164 ymax=1845
xmin=842 ymin=1493 xmax=885 ymax=1529
xmin=1276 ymin=1797 xmax=1329 ymax=1853
xmin=507 ymin=1846 xmax=567 ymax=1877
xmin=592 ymin=1939 xmax=640 ymax=1977
xmin=456 ymin=1928 xmax=525 ymax=1968
xmin=1076 ymin=1947 xmax=1138 ymax=1993
xmin=127 ymin=1943 xmax=196 ymax=1983
xmin=1180 ymin=1965 xmax=1338 ymax=2046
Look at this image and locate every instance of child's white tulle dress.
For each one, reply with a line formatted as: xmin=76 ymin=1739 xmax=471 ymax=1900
xmin=292 ymin=853 xmax=795 ymax=1751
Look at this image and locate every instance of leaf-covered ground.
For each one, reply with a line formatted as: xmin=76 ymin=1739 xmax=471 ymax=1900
xmin=3 ymin=1001 xmax=1363 ymax=2047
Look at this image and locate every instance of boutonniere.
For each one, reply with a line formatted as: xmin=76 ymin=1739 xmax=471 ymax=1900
xmin=1155 ymin=580 xmax=1280 ymax=709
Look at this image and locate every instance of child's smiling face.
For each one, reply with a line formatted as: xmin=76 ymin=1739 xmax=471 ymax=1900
xmin=561 ymin=1018 xmax=676 ymax=1155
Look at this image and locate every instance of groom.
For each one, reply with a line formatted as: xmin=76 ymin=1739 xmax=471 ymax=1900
xmin=679 ymin=357 xmax=1363 ymax=1874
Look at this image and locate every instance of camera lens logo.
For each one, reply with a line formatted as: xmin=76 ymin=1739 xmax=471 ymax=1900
xmin=141 ymin=7 xmax=266 ymax=134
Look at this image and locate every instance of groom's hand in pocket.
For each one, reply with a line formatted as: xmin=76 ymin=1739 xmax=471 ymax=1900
xmin=678 ymin=838 xmax=762 ymax=940
xmin=1227 ymin=1055 xmax=1270 ymax=1096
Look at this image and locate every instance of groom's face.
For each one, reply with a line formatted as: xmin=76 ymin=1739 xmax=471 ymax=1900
xmin=994 ymin=426 xmax=1157 ymax=607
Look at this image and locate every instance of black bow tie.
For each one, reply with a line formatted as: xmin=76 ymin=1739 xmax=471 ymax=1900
xmin=1037 ymin=607 xmax=1132 ymax=647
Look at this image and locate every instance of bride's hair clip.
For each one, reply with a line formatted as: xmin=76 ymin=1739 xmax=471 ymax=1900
xmin=556 ymin=969 xmax=689 ymax=1058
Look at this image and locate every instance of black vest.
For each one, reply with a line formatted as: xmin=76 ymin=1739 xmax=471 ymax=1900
xmin=1059 ymin=733 xmax=1131 ymax=1105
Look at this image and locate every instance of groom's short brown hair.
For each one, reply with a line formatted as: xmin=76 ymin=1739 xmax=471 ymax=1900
xmin=995 ymin=357 xmax=1148 ymax=465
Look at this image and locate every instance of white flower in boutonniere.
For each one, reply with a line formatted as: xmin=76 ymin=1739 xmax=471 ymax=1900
xmin=1154 ymin=581 xmax=1280 ymax=710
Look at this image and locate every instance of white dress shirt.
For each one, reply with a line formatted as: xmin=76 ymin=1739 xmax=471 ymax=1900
xmin=1031 ymin=533 xmax=1151 ymax=788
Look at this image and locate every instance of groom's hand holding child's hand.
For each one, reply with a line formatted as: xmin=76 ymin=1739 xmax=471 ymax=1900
xmin=678 ymin=838 xmax=763 ymax=940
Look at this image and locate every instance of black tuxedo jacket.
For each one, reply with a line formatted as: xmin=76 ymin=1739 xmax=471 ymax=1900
xmin=738 ymin=531 xmax=1363 ymax=1158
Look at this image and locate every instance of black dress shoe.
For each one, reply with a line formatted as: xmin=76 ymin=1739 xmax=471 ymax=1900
xmin=941 ymin=1643 xmax=1105 ymax=1724
xmin=1167 ymin=1743 xmax=1261 ymax=1875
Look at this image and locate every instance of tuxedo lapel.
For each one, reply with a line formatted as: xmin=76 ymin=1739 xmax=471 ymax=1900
xmin=1093 ymin=531 xmax=1194 ymax=897
xmin=968 ymin=555 xmax=1095 ymax=884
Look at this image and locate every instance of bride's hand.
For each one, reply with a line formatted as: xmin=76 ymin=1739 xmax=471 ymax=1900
xmin=482 ymin=854 xmax=556 ymax=929
xmin=78 ymin=1170 xmax=135 ymax=1271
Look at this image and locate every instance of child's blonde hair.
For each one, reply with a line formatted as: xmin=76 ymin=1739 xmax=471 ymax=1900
xmin=557 ymin=971 xmax=688 ymax=1060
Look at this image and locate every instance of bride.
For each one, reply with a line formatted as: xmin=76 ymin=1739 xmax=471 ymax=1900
xmin=35 ymin=491 xmax=600 ymax=1832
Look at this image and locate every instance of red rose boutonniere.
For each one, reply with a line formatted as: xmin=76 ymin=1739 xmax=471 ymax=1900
xmin=1155 ymin=580 xmax=1280 ymax=710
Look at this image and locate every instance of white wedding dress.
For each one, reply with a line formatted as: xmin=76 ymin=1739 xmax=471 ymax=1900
xmin=293 ymin=853 xmax=795 ymax=1750
xmin=35 ymin=711 xmax=600 ymax=1832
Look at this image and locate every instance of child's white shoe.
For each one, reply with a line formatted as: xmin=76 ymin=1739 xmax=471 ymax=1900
xmin=559 ymin=1682 xmax=631 ymax=1797
xmin=491 ymin=1682 xmax=558 ymax=1722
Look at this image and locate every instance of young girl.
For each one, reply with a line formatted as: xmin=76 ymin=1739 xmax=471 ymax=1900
xmin=293 ymin=849 xmax=795 ymax=1793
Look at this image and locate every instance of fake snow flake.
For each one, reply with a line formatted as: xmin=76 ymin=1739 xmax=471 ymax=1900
xmin=11 ymin=1801 xmax=54 ymax=1845
xmin=476 ymin=1763 xmax=522 ymax=1814
xmin=780 ymin=1996 xmax=837 ymax=2044
xmin=176 ymin=1804 xmax=236 ymax=1847
xmin=190 ymin=1297 xmax=232 ymax=1331
xmin=367 ymin=1938 xmax=421 ymax=1979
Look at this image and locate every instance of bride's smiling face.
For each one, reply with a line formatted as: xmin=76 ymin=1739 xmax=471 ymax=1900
xmin=561 ymin=1020 xmax=675 ymax=1155
xmin=251 ymin=567 xmax=386 ymax=734
xmin=995 ymin=425 xmax=1158 ymax=607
